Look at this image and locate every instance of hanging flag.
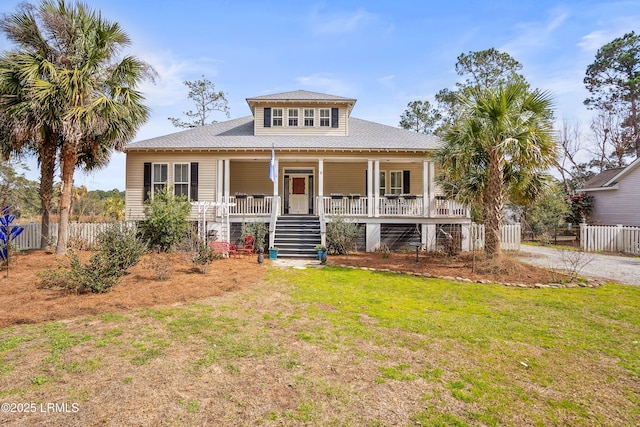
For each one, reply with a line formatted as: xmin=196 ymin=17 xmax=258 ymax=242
xmin=269 ymin=144 xmax=276 ymax=183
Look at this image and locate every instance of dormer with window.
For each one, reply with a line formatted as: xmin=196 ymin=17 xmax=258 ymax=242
xmin=246 ymin=90 xmax=356 ymax=136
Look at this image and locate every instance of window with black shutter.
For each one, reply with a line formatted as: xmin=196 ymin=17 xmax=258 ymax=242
xmin=331 ymin=107 xmax=339 ymax=128
xmin=403 ymin=170 xmax=411 ymax=194
xmin=190 ymin=162 xmax=199 ymax=201
xmin=143 ymin=162 xmax=151 ymax=201
xmin=264 ymin=107 xmax=271 ymax=127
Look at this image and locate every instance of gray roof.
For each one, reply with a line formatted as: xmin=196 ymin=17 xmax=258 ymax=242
xmin=246 ymin=90 xmax=355 ymax=103
xmin=583 ymin=168 xmax=624 ymax=189
xmin=126 ymin=116 xmax=441 ymax=152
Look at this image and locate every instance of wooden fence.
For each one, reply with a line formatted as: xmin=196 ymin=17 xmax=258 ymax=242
xmin=15 ymin=221 xmax=523 ymax=253
xmin=580 ymin=224 xmax=640 ymax=254
xmin=15 ymin=222 xmax=135 ymax=250
xmin=470 ymin=223 xmax=521 ymax=251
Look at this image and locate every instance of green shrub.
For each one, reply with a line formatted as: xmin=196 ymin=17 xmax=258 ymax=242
xmin=38 ymin=223 xmax=147 ymax=293
xmin=241 ymin=220 xmax=268 ymax=252
xmin=191 ymin=238 xmax=219 ymax=274
xmin=326 ymin=216 xmax=361 ymax=254
xmin=139 ymin=187 xmax=191 ymax=252
xmin=96 ymin=223 xmax=148 ymax=275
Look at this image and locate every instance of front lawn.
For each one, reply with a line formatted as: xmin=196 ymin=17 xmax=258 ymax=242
xmin=1 ymin=266 xmax=638 ymax=426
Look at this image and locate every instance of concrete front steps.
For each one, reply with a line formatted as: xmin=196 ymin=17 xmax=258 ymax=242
xmin=273 ymin=215 xmax=321 ymax=258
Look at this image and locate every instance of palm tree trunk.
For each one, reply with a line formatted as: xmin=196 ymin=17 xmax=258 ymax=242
xmin=55 ymin=142 xmax=78 ymax=254
xmin=484 ymin=146 xmax=504 ymax=259
xmin=39 ymin=135 xmax=56 ymax=249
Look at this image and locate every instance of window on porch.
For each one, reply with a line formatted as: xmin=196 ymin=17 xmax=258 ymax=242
xmin=390 ymin=170 xmax=403 ymax=194
xmin=379 ymin=171 xmax=386 ymax=196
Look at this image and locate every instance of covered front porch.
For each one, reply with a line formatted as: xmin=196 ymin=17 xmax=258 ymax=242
xmin=218 ymin=157 xmax=469 ymax=219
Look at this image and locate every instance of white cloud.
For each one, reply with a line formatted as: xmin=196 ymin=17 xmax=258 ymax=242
xmin=309 ymin=7 xmax=375 ymax=36
xmin=500 ymin=8 xmax=570 ymax=56
xmin=377 ymin=75 xmax=395 ymax=87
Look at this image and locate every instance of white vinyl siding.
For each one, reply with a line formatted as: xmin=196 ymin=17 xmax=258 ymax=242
xmin=588 ymin=164 xmax=640 ymax=226
xmin=254 ymin=105 xmax=348 ymax=136
xmin=304 ymin=108 xmax=314 ymax=126
xmin=288 ymin=108 xmax=298 ymax=127
xmin=126 ymin=153 xmax=217 ymax=221
xmin=319 ymin=109 xmax=330 ymax=127
xmin=174 ymin=163 xmax=189 ymax=198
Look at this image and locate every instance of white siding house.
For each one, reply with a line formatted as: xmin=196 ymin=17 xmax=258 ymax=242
xmin=582 ymin=157 xmax=640 ymax=227
xmin=125 ymin=90 xmax=472 ymax=256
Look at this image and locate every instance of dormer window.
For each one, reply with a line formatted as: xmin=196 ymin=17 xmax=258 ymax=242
xmin=304 ymin=109 xmax=314 ymax=126
xmin=288 ymin=108 xmax=299 ymax=126
xmin=272 ymin=108 xmax=283 ymax=126
xmin=320 ymin=108 xmax=330 ymax=127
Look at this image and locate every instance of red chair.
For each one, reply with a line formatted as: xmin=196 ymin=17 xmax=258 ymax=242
xmin=238 ymin=235 xmax=255 ymax=256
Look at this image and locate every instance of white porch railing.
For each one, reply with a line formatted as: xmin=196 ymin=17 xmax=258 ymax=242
xmin=433 ymin=197 xmax=468 ymax=217
xmin=228 ymin=195 xmax=274 ymax=216
xmin=378 ymin=196 xmax=423 ymax=216
xmin=581 ymin=224 xmax=640 ymax=254
xmin=317 ymin=195 xmax=467 ymax=218
xmin=320 ymin=195 xmax=368 ymax=216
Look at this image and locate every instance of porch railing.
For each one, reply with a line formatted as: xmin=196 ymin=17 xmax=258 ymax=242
xmin=228 ymin=195 xmax=274 ymax=216
xmin=317 ymin=195 xmax=468 ymax=218
xmin=378 ymin=196 xmax=423 ymax=216
xmin=320 ymin=195 xmax=368 ymax=216
xmin=432 ymin=197 xmax=468 ymax=217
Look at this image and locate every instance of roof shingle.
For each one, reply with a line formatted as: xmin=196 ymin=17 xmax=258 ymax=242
xmin=125 ymin=116 xmax=440 ymax=152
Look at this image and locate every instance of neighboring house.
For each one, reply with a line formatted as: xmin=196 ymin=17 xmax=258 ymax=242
xmin=125 ymin=90 xmax=471 ymax=257
xmin=582 ymin=157 xmax=640 ymax=227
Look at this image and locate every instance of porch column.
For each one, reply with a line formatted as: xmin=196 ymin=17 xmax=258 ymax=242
xmin=216 ymin=159 xmax=223 ymax=204
xmin=428 ymin=161 xmax=435 ymax=217
xmin=423 ymin=160 xmax=429 ymax=218
xmin=367 ymin=160 xmax=373 ymax=217
xmin=272 ymin=158 xmax=279 ymax=210
xmin=373 ymin=160 xmax=380 ymax=218
xmin=318 ymin=158 xmax=324 ymax=208
xmin=224 ymin=159 xmax=230 ymax=204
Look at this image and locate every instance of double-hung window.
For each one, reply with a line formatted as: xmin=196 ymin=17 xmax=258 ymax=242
xmin=272 ymin=108 xmax=283 ymax=126
xmin=379 ymin=171 xmax=386 ymax=196
xmin=304 ymin=108 xmax=314 ymax=126
xmin=390 ymin=171 xmax=403 ymax=194
xmin=319 ymin=108 xmax=330 ymax=127
xmin=174 ymin=163 xmax=189 ymax=198
xmin=288 ymin=108 xmax=298 ymax=126
xmin=152 ymin=163 xmax=168 ymax=195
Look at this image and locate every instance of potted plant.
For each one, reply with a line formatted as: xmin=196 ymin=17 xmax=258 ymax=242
xmin=315 ymin=244 xmax=325 ymax=260
xmin=268 ymin=246 xmax=279 ymax=260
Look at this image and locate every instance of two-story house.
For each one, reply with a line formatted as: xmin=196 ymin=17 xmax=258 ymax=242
xmin=124 ymin=90 xmax=471 ymax=257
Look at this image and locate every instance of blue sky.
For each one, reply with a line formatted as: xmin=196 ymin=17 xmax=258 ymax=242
xmin=2 ymin=0 xmax=639 ymax=190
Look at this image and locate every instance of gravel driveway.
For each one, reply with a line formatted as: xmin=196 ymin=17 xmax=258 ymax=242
xmin=517 ymin=245 xmax=640 ymax=285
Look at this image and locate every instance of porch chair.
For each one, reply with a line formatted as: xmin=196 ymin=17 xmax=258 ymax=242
xmin=237 ymin=235 xmax=255 ymax=256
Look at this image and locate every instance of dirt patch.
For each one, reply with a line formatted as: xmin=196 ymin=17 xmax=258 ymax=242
xmin=1 ymin=250 xmax=266 ymax=329
xmin=1 ymin=249 xmax=562 ymax=329
xmin=329 ymin=251 xmax=563 ymax=285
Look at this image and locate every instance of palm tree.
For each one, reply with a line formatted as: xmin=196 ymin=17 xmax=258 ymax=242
xmin=436 ymin=83 xmax=556 ymax=259
xmin=0 ymin=1 xmax=152 ymax=254
xmin=0 ymin=4 xmax=62 ymax=249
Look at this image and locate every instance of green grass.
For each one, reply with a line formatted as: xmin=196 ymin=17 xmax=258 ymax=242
xmin=1 ymin=265 xmax=638 ymax=426
xmin=270 ymin=266 xmax=640 ymax=424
